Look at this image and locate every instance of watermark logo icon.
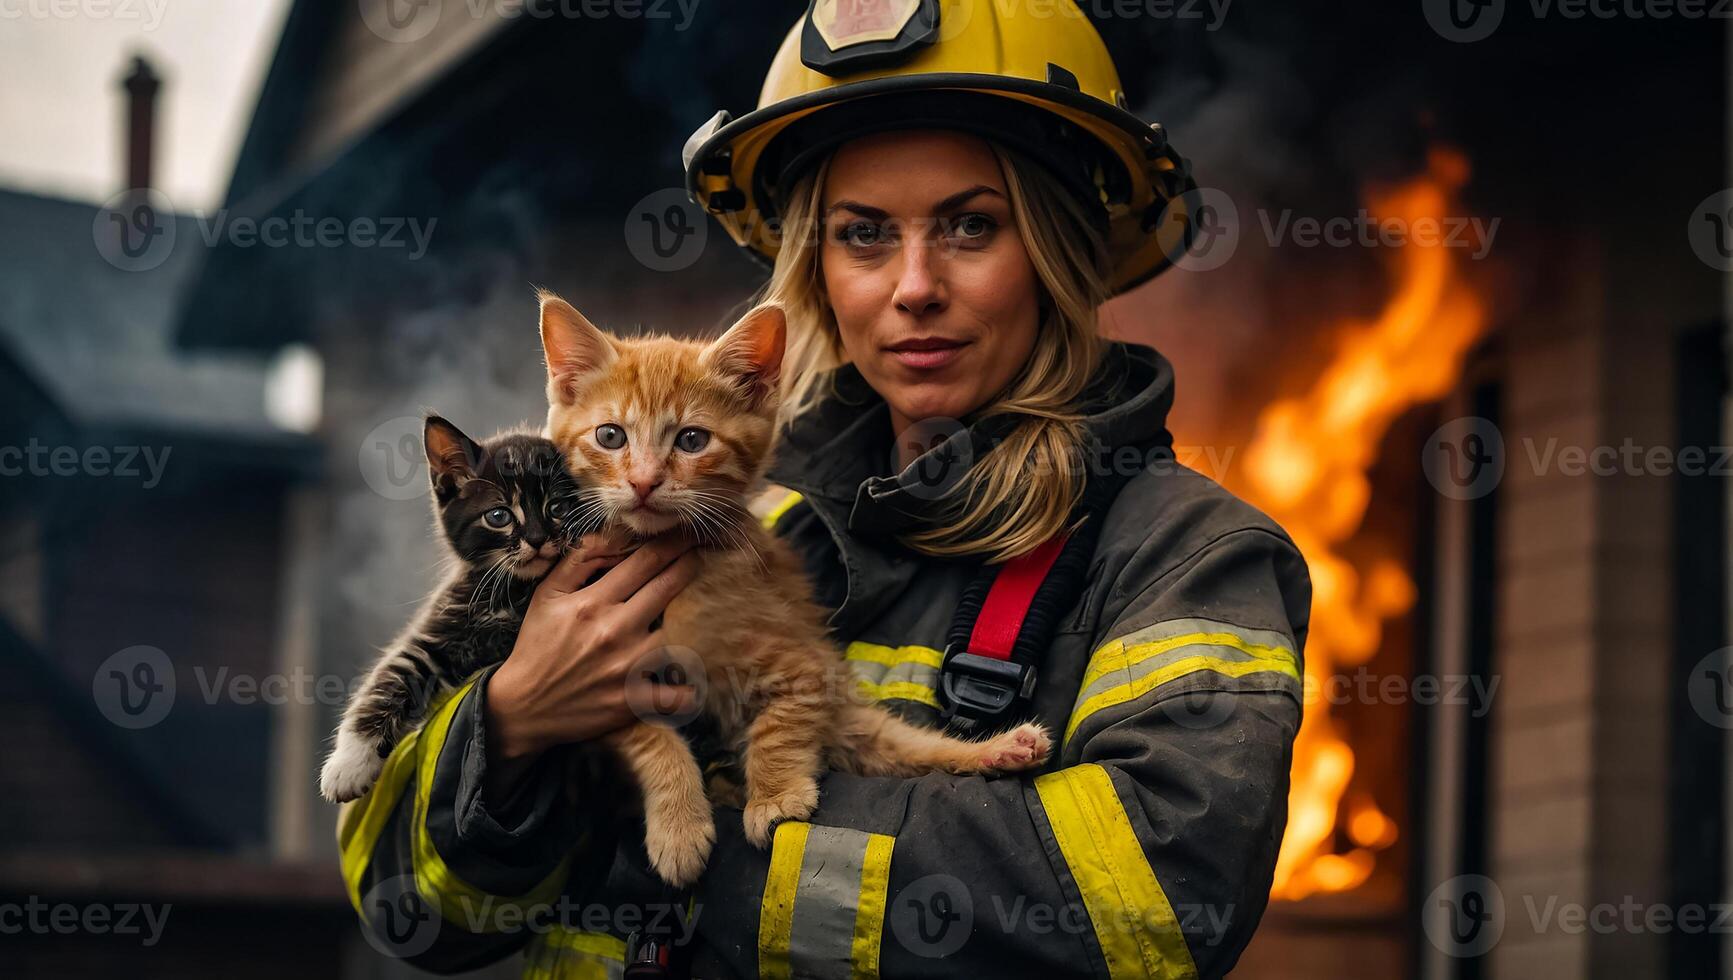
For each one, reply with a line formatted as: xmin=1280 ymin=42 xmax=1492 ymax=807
xmin=625 ymin=188 xmax=707 ymax=272
xmin=94 ymin=189 xmax=176 ymax=272
xmin=93 ymin=646 xmax=175 ymax=730
xmin=1422 ymin=0 xmax=1505 ymax=42
xmin=889 ymin=873 xmax=973 ymax=958
xmin=1688 ymin=189 xmax=1733 ymax=272
xmin=1422 ymin=874 xmax=1505 ymax=957
xmin=1688 ymin=647 xmax=1733 ymax=729
xmin=1159 ymin=689 xmax=1239 ymax=731
xmin=359 ymin=874 xmax=441 ymax=959
xmin=892 ymin=417 xmax=972 ymax=501
xmin=1169 ymin=187 xmax=1240 ymax=273
xmin=1422 ymin=416 xmax=1505 ymax=500
xmin=361 ymin=0 xmax=443 ymax=42
xmin=625 ymin=644 xmax=708 ymax=729
xmin=359 ymin=416 xmax=430 ymax=501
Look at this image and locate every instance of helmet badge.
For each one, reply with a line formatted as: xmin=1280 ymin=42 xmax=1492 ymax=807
xmin=801 ymin=0 xmax=940 ymax=76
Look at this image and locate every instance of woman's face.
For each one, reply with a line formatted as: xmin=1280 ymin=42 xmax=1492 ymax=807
xmin=819 ymin=130 xmax=1042 ymax=434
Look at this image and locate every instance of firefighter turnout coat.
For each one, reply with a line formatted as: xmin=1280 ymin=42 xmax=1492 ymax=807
xmin=336 ymin=342 xmax=1311 ymax=979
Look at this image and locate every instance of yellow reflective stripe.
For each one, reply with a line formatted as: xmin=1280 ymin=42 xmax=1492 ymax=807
xmin=1079 ymin=629 xmax=1294 ymax=693
xmin=843 ymin=642 xmax=943 ymax=669
xmin=410 ymin=678 xmax=570 ymax=930
xmin=1035 ymin=765 xmax=1198 ymax=980
xmin=845 ymin=643 xmax=943 ymax=708
xmin=337 ymin=680 xmax=478 ymax=914
xmin=761 ymin=490 xmax=805 ymax=530
xmin=1065 ymin=633 xmax=1299 ymax=747
xmin=759 ymin=820 xmax=811 ymax=980
xmin=524 ymin=928 xmax=626 ymax=980
xmin=338 ymin=717 xmax=428 ymax=914
xmin=849 ymin=834 xmax=895 ymax=980
xmin=853 ymin=679 xmax=941 ymax=709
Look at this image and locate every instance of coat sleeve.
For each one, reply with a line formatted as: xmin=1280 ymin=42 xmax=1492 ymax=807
xmin=685 ymin=525 xmax=1310 ymax=980
xmin=334 ymin=663 xmax=620 ymax=974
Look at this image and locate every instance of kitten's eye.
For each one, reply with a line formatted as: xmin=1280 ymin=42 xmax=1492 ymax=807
xmin=547 ymin=500 xmax=569 ymax=520
xmin=595 ymin=424 xmax=627 ymax=450
xmin=482 ymin=507 xmax=513 ymax=528
xmin=675 ymin=427 xmax=710 ymax=453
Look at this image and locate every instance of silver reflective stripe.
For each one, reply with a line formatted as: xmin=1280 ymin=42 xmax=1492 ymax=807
xmin=787 ymin=826 xmax=874 ymax=978
xmin=1072 ymin=638 xmax=1269 ymax=705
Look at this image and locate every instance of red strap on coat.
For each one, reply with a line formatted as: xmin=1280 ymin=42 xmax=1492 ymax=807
xmin=965 ymin=533 xmax=1070 ymax=661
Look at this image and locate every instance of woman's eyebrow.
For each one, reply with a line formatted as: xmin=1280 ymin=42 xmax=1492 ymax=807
xmin=823 ymin=185 xmax=1004 ymax=220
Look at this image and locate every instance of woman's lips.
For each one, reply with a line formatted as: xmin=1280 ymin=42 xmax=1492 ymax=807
xmin=886 ymin=337 xmax=969 ymax=370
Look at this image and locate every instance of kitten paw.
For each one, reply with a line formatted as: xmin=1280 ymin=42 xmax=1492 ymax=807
xmin=743 ymin=780 xmax=819 ymax=848
xmin=979 ymin=723 xmax=1052 ymax=773
xmin=646 ymin=812 xmax=716 ymax=888
xmin=320 ymin=735 xmax=385 ymax=803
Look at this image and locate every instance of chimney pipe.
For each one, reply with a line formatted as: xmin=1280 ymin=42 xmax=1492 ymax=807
xmin=121 ymin=55 xmax=160 ymax=193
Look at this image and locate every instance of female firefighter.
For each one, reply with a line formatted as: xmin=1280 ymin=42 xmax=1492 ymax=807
xmin=337 ymin=3 xmax=1310 ymax=978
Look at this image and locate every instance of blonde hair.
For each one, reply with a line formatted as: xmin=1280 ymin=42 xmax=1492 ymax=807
xmin=751 ymin=139 xmax=1115 ymax=562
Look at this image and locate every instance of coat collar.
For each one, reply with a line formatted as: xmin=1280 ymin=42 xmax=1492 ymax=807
xmin=763 ymin=342 xmax=1177 ymax=637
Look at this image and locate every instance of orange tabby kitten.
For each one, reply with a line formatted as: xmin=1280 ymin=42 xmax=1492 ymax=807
xmin=537 ymin=291 xmax=1050 ymax=886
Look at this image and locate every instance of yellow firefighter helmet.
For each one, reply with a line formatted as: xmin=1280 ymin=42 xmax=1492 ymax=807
xmin=681 ymin=0 xmax=1199 ymax=295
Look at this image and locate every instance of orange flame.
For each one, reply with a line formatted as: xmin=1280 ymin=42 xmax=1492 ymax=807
xmin=1218 ymin=148 xmax=1488 ymax=900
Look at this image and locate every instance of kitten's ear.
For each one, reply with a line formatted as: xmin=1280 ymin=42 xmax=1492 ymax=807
xmin=538 ymin=290 xmax=615 ymax=405
xmin=425 ymin=415 xmax=482 ymax=496
xmin=703 ymin=304 xmax=786 ymax=409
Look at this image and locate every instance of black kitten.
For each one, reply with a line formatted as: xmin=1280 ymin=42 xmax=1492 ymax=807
xmin=320 ymin=415 xmax=585 ymax=803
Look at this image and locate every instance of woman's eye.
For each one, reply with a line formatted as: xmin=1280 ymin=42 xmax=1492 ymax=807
xmin=675 ymin=427 xmax=710 ymax=453
xmin=483 ymin=507 xmax=513 ymax=528
xmin=838 ymin=221 xmax=883 ymax=248
xmin=595 ymin=424 xmax=627 ymax=450
xmin=949 ymin=212 xmax=996 ymax=241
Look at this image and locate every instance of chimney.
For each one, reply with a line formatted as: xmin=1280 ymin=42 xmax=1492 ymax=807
xmin=121 ymin=55 xmax=161 ymax=193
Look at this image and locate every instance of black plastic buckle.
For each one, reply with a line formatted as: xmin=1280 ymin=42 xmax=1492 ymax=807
xmin=939 ymin=648 xmax=1037 ymax=734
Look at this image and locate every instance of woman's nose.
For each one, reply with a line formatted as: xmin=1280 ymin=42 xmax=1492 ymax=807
xmin=893 ymin=240 xmax=946 ymax=316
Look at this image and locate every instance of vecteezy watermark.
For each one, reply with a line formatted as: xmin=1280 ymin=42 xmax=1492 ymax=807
xmin=1688 ymin=189 xmax=1733 ymax=271
xmin=1422 ymin=418 xmax=1733 ymax=500
xmin=360 ymin=0 xmax=702 ymax=43
xmin=0 ymin=440 xmax=173 ymax=488
xmin=0 ymin=0 xmax=168 ymax=29
xmin=191 ymin=210 xmax=437 ymax=259
xmin=1167 ymin=187 xmax=1241 ymax=272
xmin=93 ymin=190 xmax=437 ymax=272
xmin=1422 ymin=416 xmax=1506 ymax=501
xmin=1425 ymin=0 xmax=1733 ymax=42
xmin=0 ymin=897 xmax=172 ymax=946
xmin=988 ymin=0 xmax=1234 ymax=31
xmin=359 ymin=875 xmax=699 ymax=959
xmin=94 ymin=189 xmax=176 ymax=272
xmin=1423 ymin=874 xmax=1506 ymax=957
xmin=1688 ymin=647 xmax=1733 ymax=729
xmin=625 ymin=644 xmax=709 ymax=728
xmin=625 ymin=188 xmax=708 ymax=272
xmin=359 ymin=416 xmax=432 ymax=501
xmin=1163 ymin=188 xmax=1497 ymax=271
xmin=887 ymin=872 xmax=1234 ymax=959
xmin=1304 ymin=669 xmax=1500 ymax=718
xmin=1258 ymin=208 xmax=1499 ymax=260
xmin=92 ymin=646 xmax=176 ymax=730
xmin=1423 ymin=875 xmax=1733 ymax=957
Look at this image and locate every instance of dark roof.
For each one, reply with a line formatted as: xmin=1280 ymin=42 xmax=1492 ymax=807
xmin=0 ymin=187 xmax=295 ymax=439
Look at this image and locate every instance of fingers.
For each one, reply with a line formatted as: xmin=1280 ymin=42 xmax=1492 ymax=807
xmin=588 ymin=534 xmax=694 ymax=604
xmin=618 ymin=550 xmax=703 ymax=628
xmin=541 ymin=540 xmax=628 ymax=594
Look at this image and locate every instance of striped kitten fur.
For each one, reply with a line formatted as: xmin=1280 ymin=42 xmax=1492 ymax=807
xmin=319 ymin=417 xmax=581 ymax=804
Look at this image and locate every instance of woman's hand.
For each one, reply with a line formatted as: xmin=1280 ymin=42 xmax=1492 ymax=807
xmin=483 ymin=529 xmax=701 ymax=799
